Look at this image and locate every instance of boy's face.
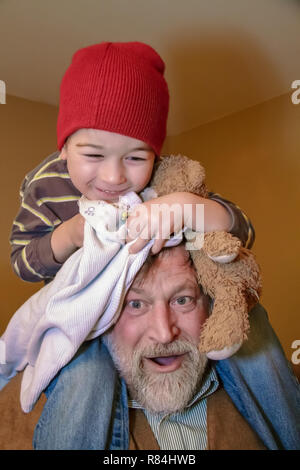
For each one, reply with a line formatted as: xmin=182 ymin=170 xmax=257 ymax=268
xmin=60 ymin=129 xmax=156 ymax=201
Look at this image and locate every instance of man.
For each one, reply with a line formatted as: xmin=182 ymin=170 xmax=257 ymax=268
xmin=103 ymin=245 xmax=264 ymax=449
xmin=1 ymin=244 xmax=299 ymax=450
xmin=107 ymin=245 xmax=210 ymax=417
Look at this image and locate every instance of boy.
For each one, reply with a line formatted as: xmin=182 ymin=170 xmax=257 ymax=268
xmin=7 ymin=42 xmax=299 ymax=449
xmin=10 ymin=42 xmax=253 ymax=283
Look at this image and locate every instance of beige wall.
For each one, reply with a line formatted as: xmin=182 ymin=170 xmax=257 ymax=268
xmin=163 ymin=92 xmax=300 ymax=360
xmin=1 ymin=92 xmax=299 ymax=368
xmin=0 ymin=95 xmax=58 ymax=332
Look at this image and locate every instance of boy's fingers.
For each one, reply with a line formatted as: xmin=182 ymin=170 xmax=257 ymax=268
xmin=128 ymin=236 xmax=167 ymax=255
xmin=126 ymin=218 xmax=150 ymax=244
xmin=126 ymin=205 xmax=150 ymax=241
xmin=151 ymin=238 xmax=167 ymax=255
xmin=128 ymin=237 xmax=149 ymax=254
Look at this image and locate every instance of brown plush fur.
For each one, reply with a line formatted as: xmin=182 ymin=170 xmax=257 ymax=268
xmin=150 ymin=154 xmax=262 ymax=353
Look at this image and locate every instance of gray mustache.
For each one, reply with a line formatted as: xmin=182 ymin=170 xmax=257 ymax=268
xmin=136 ymin=339 xmax=196 ymax=360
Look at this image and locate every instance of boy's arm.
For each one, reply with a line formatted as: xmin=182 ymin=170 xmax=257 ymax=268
xmin=127 ymin=191 xmax=255 ymax=254
xmin=10 ymin=192 xmax=67 ymax=282
xmin=50 ymin=213 xmax=85 ymax=264
xmin=10 ymin=157 xmax=81 ymax=282
xmin=10 ymin=213 xmax=84 ymax=282
xmin=208 ymin=192 xmax=255 ymax=248
xmin=10 ymin=229 xmax=62 ymax=283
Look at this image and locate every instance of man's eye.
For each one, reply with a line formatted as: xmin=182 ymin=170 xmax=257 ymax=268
xmin=128 ymin=300 xmax=143 ymax=309
xmin=126 ymin=299 xmax=148 ymax=316
xmin=176 ymin=296 xmax=191 ymax=305
xmin=173 ymin=296 xmax=195 ymax=309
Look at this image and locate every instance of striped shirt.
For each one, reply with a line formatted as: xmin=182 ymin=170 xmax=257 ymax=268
xmin=10 ymin=152 xmax=255 ymax=282
xmin=128 ymin=366 xmax=219 ymax=450
xmin=10 ymin=152 xmax=81 ymax=282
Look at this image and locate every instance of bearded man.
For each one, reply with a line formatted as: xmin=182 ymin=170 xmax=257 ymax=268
xmin=0 ymin=245 xmax=299 ymax=450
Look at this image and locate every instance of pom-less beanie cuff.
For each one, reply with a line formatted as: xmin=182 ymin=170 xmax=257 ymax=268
xmin=57 ymin=42 xmax=169 ymax=156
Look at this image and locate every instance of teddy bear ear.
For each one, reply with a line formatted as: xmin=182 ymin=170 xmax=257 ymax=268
xmin=150 ymin=154 xmax=208 ymax=197
xmin=206 ymin=343 xmax=242 ymax=360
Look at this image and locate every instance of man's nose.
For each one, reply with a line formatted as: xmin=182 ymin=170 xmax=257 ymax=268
xmin=100 ymin=160 xmax=127 ymax=185
xmin=148 ymin=303 xmax=180 ymax=344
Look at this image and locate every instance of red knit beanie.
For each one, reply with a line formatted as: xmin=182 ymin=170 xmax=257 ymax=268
xmin=57 ymin=42 xmax=169 ymax=155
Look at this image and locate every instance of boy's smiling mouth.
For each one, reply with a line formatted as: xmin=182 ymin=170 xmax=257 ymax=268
xmin=94 ymin=186 xmax=130 ymax=197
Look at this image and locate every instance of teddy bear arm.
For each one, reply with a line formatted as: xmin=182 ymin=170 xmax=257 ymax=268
xmin=198 ymin=286 xmax=250 ymax=354
xmin=203 ymin=231 xmax=241 ymax=263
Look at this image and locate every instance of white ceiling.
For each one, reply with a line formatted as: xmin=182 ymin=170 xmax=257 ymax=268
xmin=0 ymin=0 xmax=299 ymax=135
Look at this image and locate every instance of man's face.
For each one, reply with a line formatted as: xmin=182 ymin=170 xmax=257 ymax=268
xmin=106 ymin=246 xmax=209 ymax=414
xmin=60 ymin=128 xmax=155 ymax=202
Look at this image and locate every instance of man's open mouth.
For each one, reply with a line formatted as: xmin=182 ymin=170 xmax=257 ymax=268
xmin=146 ymin=353 xmax=186 ymax=367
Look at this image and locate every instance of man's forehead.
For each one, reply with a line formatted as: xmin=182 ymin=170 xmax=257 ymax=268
xmin=132 ymin=245 xmax=197 ymax=288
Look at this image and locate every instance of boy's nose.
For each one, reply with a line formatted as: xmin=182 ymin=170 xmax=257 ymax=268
xmin=148 ymin=302 xmax=180 ymax=344
xmin=100 ymin=160 xmax=127 ymax=186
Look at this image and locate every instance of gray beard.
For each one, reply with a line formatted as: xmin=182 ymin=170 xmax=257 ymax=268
xmin=104 ymin=334 xmax=208 ymax=414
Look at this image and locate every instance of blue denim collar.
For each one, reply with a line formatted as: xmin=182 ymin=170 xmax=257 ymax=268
xmin=109 ymin=377 xmax=129 ymax=450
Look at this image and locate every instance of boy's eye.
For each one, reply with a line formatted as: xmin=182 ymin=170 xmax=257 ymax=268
xmin=84 ymin=154 xmax=104 ymax=159
xmin=126 ymin=156 xmax=146 ymax=162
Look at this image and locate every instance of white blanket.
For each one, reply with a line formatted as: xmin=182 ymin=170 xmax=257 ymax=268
xmin=0 ymin=192 xmax=182 ymax=412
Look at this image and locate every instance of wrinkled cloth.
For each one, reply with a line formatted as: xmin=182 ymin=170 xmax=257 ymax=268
xmin=0 ymin=192 xmax=182 ymax=412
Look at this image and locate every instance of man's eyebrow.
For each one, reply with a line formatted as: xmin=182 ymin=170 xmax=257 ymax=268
xmin=128 ymin=286 xmax=148 ymax=295
xmin=129 ymin=279 xmax=199 ymax=297
xmin=170 ymin=280 xmax=199 ymax=295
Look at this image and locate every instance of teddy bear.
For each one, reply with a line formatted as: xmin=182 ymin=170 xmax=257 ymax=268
xmin=147 ymin=154 xmax=262 ymax=360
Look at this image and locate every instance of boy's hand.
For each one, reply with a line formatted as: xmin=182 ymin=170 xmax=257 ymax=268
xmin=126 ymin=194 xmax=186 ymax=255
xmin=126 ymin=192 xmax=232 ymax=255
xmin=51 ymin=213 xmax=85 ymax=263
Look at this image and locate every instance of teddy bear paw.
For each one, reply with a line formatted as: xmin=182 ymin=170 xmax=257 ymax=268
xmin=204 ymin=231 xmax=241 ymax=264
xmin=206 ymin=342 xmax=242 ymax=360
xmin=207 ymin=252 xmax=238 ymax=264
